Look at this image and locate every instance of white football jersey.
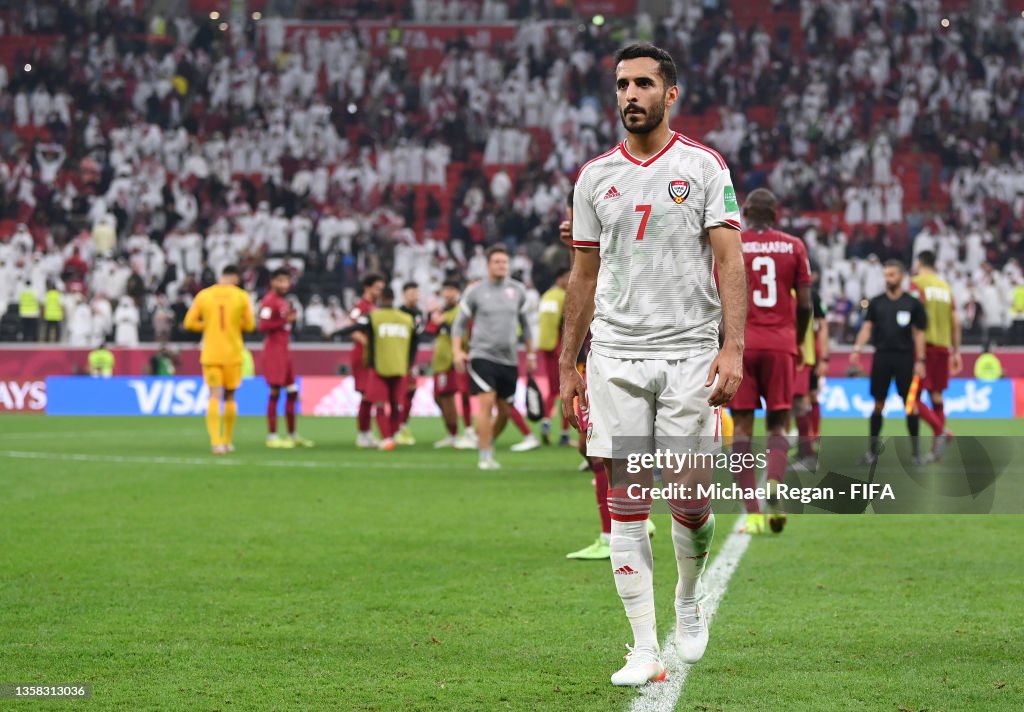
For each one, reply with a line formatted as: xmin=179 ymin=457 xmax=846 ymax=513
xmin=572 ymin=132 xmax=742 ymax=359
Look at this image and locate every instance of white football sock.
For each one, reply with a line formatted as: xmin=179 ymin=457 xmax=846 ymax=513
xmin=610 ymin=519 xmax=658 ymax=651
xmin=670 ymin=512 xmax=715 ymax=601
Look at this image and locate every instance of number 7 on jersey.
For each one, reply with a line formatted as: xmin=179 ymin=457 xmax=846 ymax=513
xmin=634 ymin=204 xmax=652 ymax=241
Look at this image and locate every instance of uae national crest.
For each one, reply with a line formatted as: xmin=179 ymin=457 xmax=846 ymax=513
xmin=669 ymin=179 xmax=690 ymax=204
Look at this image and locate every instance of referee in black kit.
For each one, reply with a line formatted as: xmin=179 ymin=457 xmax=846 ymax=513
xmin=849 ymin=260 xmax=927 ymax=464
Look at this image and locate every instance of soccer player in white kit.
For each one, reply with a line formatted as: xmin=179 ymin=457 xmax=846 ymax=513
xmin=559 ymin=44 xmax=747 ymax=686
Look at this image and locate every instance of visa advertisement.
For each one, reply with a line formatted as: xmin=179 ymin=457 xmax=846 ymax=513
xmin=41 ymin=376 xmax=1018 ymax=419
xmin=45 ymin=377 xmax=299 ymax=416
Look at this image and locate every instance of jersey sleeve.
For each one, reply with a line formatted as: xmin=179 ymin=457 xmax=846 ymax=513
xmin=912 ymin=297 xmax=928 ymax=330
xmin=864 ymin=298 xmax=877 ymax=323
xmin=571 ymin=169 xmax=601 ymax=249
xmin=908 ymin=277 xmax=922 ymax=300
xmin=703 ymin=168 xmax=742 ymax=232
xmin=795 ymin=240 xmax=812 ymax=287
xmin=183 ymin=291 xmax=204 ymax=332
xmin=241 ymin=293 xmax=255 ymax=332
xmin=258 ymin=298 xmax=287 ymax=333
xmin=813 ymin=293 xmax=826 ymax=319
xmin=452 ymin=285 xmax=477 ymax=339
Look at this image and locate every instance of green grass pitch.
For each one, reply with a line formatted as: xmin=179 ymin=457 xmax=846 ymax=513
xmin=1 ymin=415 xmax=1022 ymax=711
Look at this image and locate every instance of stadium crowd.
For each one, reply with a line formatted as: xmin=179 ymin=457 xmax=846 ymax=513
xmin=1 ymin=0 xmax=1024 ymax=347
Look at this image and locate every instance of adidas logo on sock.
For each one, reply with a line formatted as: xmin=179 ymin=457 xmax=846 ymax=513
xmin=613 ymin=565 xmax=639 ymax=575
xmin=603 ymin=186 xmax=622 ymax=200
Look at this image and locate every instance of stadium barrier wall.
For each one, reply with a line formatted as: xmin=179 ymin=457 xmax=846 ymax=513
xmin=7 ymin=347 xmax=1024 ymax=380
xmin=23 ymin=375 xmax=1023 ymax=418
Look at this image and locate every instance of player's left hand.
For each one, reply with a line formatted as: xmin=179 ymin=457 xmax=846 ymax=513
xmin=950 ymin=351 xmax=963 ymax=375
xmin=706 ymin=347 xmax=743 ymax=407
xmin=914 ymin=361 xmax=926 ymax=380
xmin=525 ymin=352 xmax=537 ymax=373
xmin=815 ymin=360 xmax=828 ymax=378
xmin=287 ymin=311 xmax=297 ymax=323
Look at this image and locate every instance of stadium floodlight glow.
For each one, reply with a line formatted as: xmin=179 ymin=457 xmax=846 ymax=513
xmin=592 ymin=14 xmax=605 ymax=26
xmin=219 ymin=22 xmax=229 ymax=31
xmin=941 ymin=18 xmax=950 ymax=27
xmin=347 ymin=103 xmax=358 ymax=114
xmin=24 ymin=63 xmax=32 ymax=72
xmin=210 ymin=11 xmax=220 ymax=20
xmin=252 ymin=11 xmax=262 ymax=20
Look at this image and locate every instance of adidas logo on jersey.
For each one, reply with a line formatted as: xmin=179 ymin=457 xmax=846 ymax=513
xmin=603 ymin=186 xmax=622 ymax=200
xmin=613 ymin=565 xmax=639 ymax=575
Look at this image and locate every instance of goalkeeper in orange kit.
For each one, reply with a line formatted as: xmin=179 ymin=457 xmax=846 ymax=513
xmin=184 ymin=265 xmax=255 ymax=454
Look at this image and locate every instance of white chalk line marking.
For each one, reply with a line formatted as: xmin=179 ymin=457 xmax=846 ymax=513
xmin=0 ymin=449 xmax=538 ymax=472
xmin=626 ymin=515 xmax=753 ymax=712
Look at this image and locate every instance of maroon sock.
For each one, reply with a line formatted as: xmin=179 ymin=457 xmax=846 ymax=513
xmin=461 ymin=392 xmax=472 ymax=428
xmin=592 ymin=459 xmax=611 ymax=535
xmin=810 ymin=401 xmax=821 ymax=440
xmin=358 ymin=400 xmax=372 ymax=432
xmin=267 ymin=391 xmax=279 ymax=434
xmin=767 ymin=434 xmax=789 ymax=484
xmin=375 ymin=404 xmax=391 ymax=439
xmin=796 ymin=412 xmax=813 ymax=456
xmin=285 ymin=392 xmax=297 ymax=435
xmin=732 ymin=439 xmax=760 ymax=514
xmin=390 ymin=397 xmax=402 ymax=435
xmin=403 ymin=388 xmax=415 ymax=425
xmin=916 ymin=402 xmax=942 ymax=436
xmin=445 ymin=416 xmax=457 ymax=436
xmin=508 ymin=406 xmax=531 ymax=435
xmin=934 ymin=402 xmax=945 ymax=432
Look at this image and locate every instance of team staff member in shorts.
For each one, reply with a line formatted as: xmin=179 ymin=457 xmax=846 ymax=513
xmin=452 ymin=245 xmax=537 ymax=471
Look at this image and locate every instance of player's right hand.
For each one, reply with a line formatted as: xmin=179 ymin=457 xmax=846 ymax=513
xmin=453 ymin=349 xmax=468 ymax=374
xmin=705 ymin=347 xmax=743 ymax=407
xmin=559 ymin=361 xmax=587 ymax=431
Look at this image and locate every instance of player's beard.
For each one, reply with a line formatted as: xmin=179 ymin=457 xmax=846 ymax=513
xmin=620 ymin=96 xmax=667 ymax=135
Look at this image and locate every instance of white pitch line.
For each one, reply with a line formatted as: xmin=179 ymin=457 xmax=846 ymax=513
xmin=627 ymin=516 xmax=752 ymax=712
xmin=0 ymin=450 xmax=536 ymax=472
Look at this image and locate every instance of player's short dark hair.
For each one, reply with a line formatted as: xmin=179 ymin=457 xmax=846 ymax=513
xmin=402 ymin=281 xmax=419 ymax=292
xmin=361 ymin=272 xmax=385 ymax=288
xmin=271 ymin=267 xmax=290 ymax=279
xmin=222 ymin=264 xmax=240 ymax=277
xmin=554 ymin=267 xmax=571 ymax=280
xmin=884 ymin=259 xmax=906 ymax=272
xmin=614 ymin=44 xmax=678 ymax=89
xmin=381 ymin=286 xmax=395 ymax=302
xmin=485 ymin=244 xmax=508 ymax=261
xmin=441 ymin=279 xmax=461 ymax=290
xmin=743 ymin=188 xmax=778 ymax=224
xmin=917 ymin=250 xmax=936 ymax=268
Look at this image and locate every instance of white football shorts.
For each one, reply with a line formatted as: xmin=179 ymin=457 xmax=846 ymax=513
xmin=584 ymin=349 xmax=721 ymax=459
